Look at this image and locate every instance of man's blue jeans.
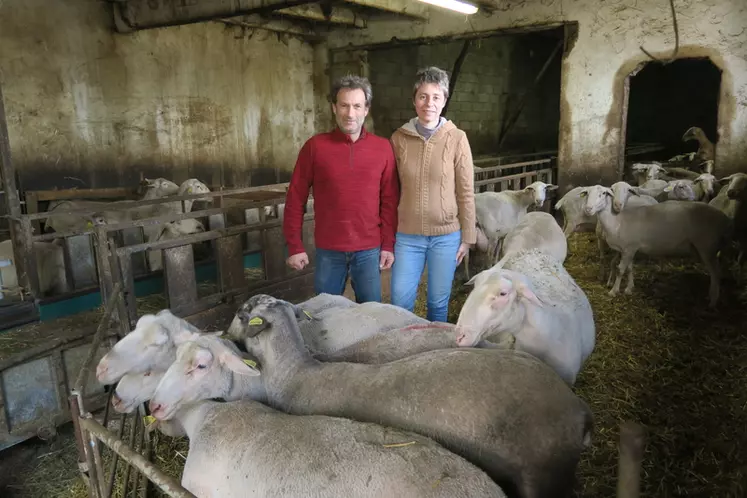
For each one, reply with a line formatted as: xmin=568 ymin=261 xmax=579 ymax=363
xmin=314 ymin=247 xmax=381 ymax=303
xmin=390 ymin=230 xmax=461 ymax=322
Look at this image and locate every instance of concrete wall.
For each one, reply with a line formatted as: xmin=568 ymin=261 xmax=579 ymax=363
xmin=328 ymin=0 xmax=747 ymax=189
xmin=367 ymin=32 xmax=562 ymax=155
xmin=0 ymin=0 xmax=317 ymax=192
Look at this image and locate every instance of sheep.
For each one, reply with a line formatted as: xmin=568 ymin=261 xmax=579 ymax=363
xmin=475 ymin=181 xmax=558 ymax=259
xmin=45 ymin=177 xmax=180 ymax=234
xmin=497 ymin=211 xmax=567 ymax=265
xmin=581 ymin=185 xmax=729 ymax=308
xmin=659 ymin=174 xmax=716 ymax=203
xmin=289 ymin=300 xmax=428 ymax=354
xmin=455 ymin=248 xmax=596 ymax=386
xmin=715 ymin=173 xmax=747 ymax=266
xmin=682 ymin=126 xmax=715 ymax=164
xmin=630 ymin=163 xmax=666 ymax=186
xmin=554 ymin=186 xmax=598 ymax=238
xmin=598 ymin=183 xmax=659 ymax=283
xmin=0 ymin=239 xmax=68 ymax=296
xmin=140 ymin=179 xmax=212 ymax=243
xmin=227 ymin=294 xmax=594 ymax=498
xmin=146 ymin=340 xmax=507 ymax=498
xmin=140 ymin=178 xmax=180 ymax=199
xmin=709 ymin=173 xmax=747 ymax=219
xmin=95 ymin=309 xmax=204 ymax=385
xmin=147 ymin=218 xmax=206 ymax=271
xmin=287 ymin=323 xmax=517 ymax=365
xmin=112 ymin=369 xmax=166 ymax=414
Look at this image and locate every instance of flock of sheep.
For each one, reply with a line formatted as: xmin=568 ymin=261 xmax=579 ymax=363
xmin=90 ymin=176 xmax=610 ymax=497
xmin=96 ymin=291 xmax=595 ymax=498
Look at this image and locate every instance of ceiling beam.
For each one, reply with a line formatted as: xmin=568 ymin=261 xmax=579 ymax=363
xmin=217 ymin=15 xmax=324 ymax=41
xmin=114 ymin=0 xmax=320 ymax=33
xmin=275 ymin=4 xmax=366 ymax=28
xmin=339 ymin=0 xmax=429 ymax=20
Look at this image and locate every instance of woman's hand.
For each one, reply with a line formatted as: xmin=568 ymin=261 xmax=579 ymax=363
xmin=456 ymin=243 xmax=471 ymax=265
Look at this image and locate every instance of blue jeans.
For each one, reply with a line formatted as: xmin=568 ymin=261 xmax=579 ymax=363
xmin=390 ymin=230 xmax=461 ymax=322
xmin=314 ymin=247 xmax=382 ymax=303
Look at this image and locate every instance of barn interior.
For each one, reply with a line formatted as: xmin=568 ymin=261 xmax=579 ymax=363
xmin=0 ymin=0 xmax=746 ymax=497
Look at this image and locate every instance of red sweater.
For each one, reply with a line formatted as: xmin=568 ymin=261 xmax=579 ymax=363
xmin=283 ymin=127 xmax=400 ymax=256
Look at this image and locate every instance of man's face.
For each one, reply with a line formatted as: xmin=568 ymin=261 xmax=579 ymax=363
xmin=332 ymin=88 xmax=369 ymax=136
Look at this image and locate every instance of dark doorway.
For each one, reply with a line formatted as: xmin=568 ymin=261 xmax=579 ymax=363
xmin=624 ymin=58 xmax=722 ymax=165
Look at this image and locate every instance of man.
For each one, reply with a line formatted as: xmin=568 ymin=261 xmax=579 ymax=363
xmin=282 ymin=75 xmax=400 ymax=303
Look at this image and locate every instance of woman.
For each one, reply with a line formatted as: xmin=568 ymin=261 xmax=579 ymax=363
xmin=390 ymin=66 xmax=476 ymax=322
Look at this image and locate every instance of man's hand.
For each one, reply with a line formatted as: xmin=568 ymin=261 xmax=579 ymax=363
xmin=456 ymin=243 xmax=471 ymax=265
xmin=379 ymin=250 xmax=395 ymax=270
xmin=287 ymin=252 xmax=309 ymax=271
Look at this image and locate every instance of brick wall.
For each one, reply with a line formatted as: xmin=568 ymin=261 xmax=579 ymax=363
xmin=367 ymin=31 xmax=562 ymax=156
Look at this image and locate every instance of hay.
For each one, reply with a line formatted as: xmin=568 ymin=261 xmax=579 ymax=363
xmin=436 ymin=234 xmax=747 ymax=497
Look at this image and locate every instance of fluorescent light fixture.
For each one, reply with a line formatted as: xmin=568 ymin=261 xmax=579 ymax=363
xmin=417 ymin=0 xmax=478 ymax=15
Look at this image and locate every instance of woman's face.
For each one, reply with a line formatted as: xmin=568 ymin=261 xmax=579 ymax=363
xmin=414 ymin=82 xmax=446 ymax=125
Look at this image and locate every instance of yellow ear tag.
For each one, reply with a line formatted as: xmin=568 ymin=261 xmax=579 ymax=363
xmin=143 ymin=415 xmax=157 ymax=427
xmin=187 ymin=187 xmax=193 ymax=193
xmin=86 ymin=221 xmax=93 ymax=228
xmin=248 ymin=317 xmax=264 ymax=326
xmin=302 ymin=310 xmax=313 ymax=319
xmin=242 ymin=359 xmax=258 ymax=368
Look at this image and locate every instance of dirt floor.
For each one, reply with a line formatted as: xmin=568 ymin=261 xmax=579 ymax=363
xmin=3 ymin=234 xmax=747 ymax=497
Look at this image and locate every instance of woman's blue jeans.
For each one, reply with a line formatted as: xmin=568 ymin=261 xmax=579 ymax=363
xmin=390 ymin=230 xmax=461 ymax=322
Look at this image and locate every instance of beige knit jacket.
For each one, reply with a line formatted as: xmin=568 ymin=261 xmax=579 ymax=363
xmin=391 ymin=118 xmax=477 ymax=245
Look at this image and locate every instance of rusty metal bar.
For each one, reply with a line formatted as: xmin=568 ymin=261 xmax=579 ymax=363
xmin=71 ymin=393 xmax=103 ymax=498
xmin=105 ymin=413 xmax=128 ymax=498
xmin=115 ymin=213 xmax=313 ymax=257
xmin=78 ymin=416 xmax=197 ymax=498
xmin=472 ymin=158 xmax=553 ymax=175
xmin=474 ymin=168 xmax=554 ymax=188
xmin=121 ymin=411 xmax=139 ymax=498
xmin=73 ymin=282 xmax=122 ymax=394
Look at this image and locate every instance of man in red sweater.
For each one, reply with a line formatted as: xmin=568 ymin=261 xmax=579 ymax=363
xmin=282 ymin=75 xmax=400 ymax=303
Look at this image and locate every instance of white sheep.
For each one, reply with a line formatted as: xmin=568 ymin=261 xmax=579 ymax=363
xmin=227 ymin=294 xmax=594 ymax=498
xmin=140 ymin=178 xmax=180 ymax=199
xmin=661 ymin=174 xmax=716 ymax=202
xmin=630 ymin=163 xmax=665 ymax=186
xmin=709 ymin=173 xmax=747 ymax=219
xmin=45 ymin=177 xmax=181 ymax=234
xmin=146 ymin=338 xmax=507 ymax=498
xmin=95 ymin=309 xmax=204 ymax=385
xmin=111 ymin=370 xmax=166 ymax=414
xmin=455 ymin=248 xmax=595 ymax=386
xmin=474 ymin=181 xmax=558 ymax=259
xmin=0 ymin=239 xmax=68 ymax=296
xmin=147 ymin=218 xmax=206 ymax=272
xmin=599 ymin=183 xmax=658 ymax=283
xmin=497 ymin=211 xmax=567 ymax=264
xmin=582 ymin=185 xmax=729 ymax=307
xmin=554 ymin=186 xmax=598 ymax=238
xmin=713 ymin=173 xmax=747 ymax=266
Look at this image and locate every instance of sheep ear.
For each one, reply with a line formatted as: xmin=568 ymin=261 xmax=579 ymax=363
xmin=628 ymin=188 xmax=639 ymax=196
xmin=516 ymin=281 xmax=543 ymax=307
xmin=546 ymin=184 xmax=559 ymax=191
xmin=719 ymin=174 xmax=735 ymax=184
xmin=215 ymin=341 xmax=261 ymax=376
xmin=238 ymin=311 xmax=270 ymax=337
